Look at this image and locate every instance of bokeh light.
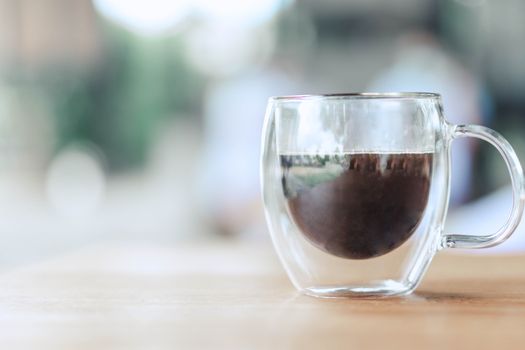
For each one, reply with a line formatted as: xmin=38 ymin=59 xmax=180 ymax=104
xmin=93 ymin=0 xmax=290 ymax=35
xmin=46 ymin=143 xmax=107 ymax=219
xmin=93 ymin=0 xmax=192 ymax=35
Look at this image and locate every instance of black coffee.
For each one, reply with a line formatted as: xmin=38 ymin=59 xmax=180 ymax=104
xmin=280 ymin=153 xmax=432 ymax=259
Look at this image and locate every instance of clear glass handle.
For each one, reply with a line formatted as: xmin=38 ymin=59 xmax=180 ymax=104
xmin=443 ymin=124 xmax=525 ymax=249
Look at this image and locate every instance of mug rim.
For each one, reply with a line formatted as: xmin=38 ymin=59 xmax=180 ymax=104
xmin=270 ymin=92 xmax=441 ymax=102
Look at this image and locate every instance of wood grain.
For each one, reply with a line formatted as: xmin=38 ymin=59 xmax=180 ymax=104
xmin=0 ymin=239 xmax=524 ymax=349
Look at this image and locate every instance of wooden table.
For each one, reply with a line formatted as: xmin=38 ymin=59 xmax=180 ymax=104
xmin=1 ymin=238 xmax=524 ymax=349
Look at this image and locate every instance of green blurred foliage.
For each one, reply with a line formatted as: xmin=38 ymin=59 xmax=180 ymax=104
xmin=46 ymin=21 xmax=205 ymax=171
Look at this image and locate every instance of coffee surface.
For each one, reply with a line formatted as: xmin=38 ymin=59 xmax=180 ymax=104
xmin=280 ymin=153 xmax=432 ymax=259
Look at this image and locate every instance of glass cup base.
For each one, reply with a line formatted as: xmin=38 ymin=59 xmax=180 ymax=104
xmin=302 ymin=280 xmax=415 ymax=298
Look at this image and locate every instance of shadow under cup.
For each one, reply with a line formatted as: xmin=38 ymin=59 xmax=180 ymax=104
xmin=261 ymin=94 xmax=451 ymax=297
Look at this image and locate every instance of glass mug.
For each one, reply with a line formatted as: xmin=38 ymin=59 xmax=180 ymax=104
xmin=260 ymin=93 xmax=525 ymax=298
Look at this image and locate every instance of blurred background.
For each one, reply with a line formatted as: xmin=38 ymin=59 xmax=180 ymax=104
xmin=0 ymin=0 xmax=524 ymax=266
